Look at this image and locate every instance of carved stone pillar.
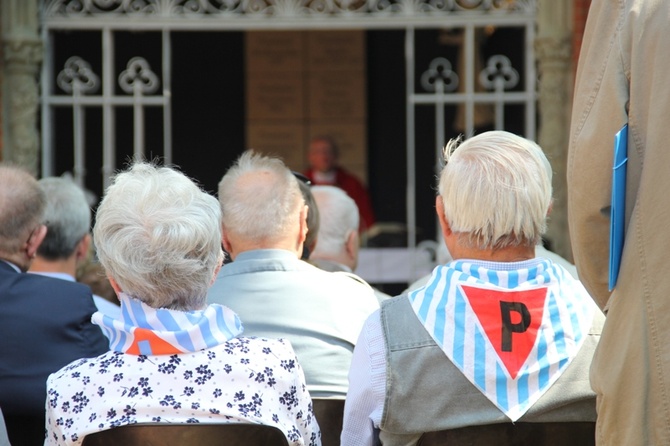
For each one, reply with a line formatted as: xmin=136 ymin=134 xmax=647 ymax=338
xmin=1 ymin=0 xmax=43 ymax=174
xmin=535 ymin=0 xmax=573 ymax=261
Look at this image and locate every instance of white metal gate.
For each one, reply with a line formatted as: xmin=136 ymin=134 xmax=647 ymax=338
xmin=40 ymin=0 xmax=537 ymax=248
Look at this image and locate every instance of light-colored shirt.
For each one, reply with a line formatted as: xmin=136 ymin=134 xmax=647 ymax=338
xmin=1 ymin=259 xmax=20 ymax=273
xmin=46 ymin=294 xmax=320 ymax=446
xmin=310 ymin=258 xmax=391 ymax=305
xmin=340 ymin=309 xmax=386 ymax=446
xmin=207 ymin=249 xmax=379 ymax=398
xmin=0 ymin=407 xmax=9 ymax=446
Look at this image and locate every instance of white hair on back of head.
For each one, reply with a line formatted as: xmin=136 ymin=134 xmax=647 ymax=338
xmin=438 ymin=130 xmax=553 ymax=251
xmin=93 ymin=162 xmax=223 ymax=311
xmin=218 ymin=150 xmax=303 ymax=244
xmin=37 ymin=177 xmax=91 ymax=260
xmin=311 ymin=185 xmax=359 ymax=257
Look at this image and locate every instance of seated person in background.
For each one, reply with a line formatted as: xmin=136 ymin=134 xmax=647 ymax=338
xmin=207 ymin=151 xmax=379 ymax=399
xmin=45 ymin=163 xmax=320 ymax=446
xmin=0 ymin=165 xmax=108 ymax=446
xmin=76 ymin=256 xmax=120 ymax=308
xmin=304 ymin=136 xmax=375 ymax=232
xmin=29 ymin=176 xmax=121 ymax=319
xmin=296 ymin=175 xmax=320 ymax=260
xmin=310 ymin=185 xmax=390 ymax=303
xmin=341 ymin=131 xmax=604 ymax=445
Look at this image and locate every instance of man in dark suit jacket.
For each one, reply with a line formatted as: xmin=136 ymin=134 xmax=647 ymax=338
xmin=0 ymin=165 xmax=108 ymax=446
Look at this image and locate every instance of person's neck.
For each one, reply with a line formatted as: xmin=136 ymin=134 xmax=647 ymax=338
xmin=0 ymin=252 xmax=31 ymax=272
xmin=310 ymin=251 xmax=355 ymax=271
xmin=228 ymin=238 xmax=303 ymax=261
xmin=451 ymin=244 xmax=536 ymax=263
xmin=29 ymin=256 xmax=77 ymax=277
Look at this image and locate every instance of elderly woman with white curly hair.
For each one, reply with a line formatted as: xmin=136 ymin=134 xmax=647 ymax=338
xmin=45 ymin=163 xmax=320 ymax=446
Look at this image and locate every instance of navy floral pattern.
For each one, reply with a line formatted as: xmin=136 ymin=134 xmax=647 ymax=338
xmin=45 ymin=337 xmax=320 ymax=445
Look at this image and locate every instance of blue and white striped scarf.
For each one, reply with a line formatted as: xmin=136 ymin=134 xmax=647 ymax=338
xmin=408 ymin=258 xmax=595 ymax=421
xmin=93 ymin=293 xmax=243 ymax=355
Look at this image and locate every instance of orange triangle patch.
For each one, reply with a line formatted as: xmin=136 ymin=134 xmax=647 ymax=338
xmin=461 ymin=285 xmax=548 ymax=379
xmin=126 ymin=327 xmax=182 ymax=355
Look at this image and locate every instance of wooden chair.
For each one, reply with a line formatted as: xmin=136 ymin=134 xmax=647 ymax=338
xmin=312 ymin=398 xmax=345 ymax=446
xmin=81 ymin=423 xmax=290 ymax=446
xmin=3 ymin=414 xmax=44 ymax=446
xmin=416 ymin=422 xmax=596 ymax=446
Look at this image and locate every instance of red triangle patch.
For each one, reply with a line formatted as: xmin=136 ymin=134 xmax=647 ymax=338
xmin=461 ymin=284 xmax=548 ymax=379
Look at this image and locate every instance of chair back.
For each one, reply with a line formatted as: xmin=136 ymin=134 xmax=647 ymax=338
xmin=416 ymin=422 xmax=596 ymax=446
xmin=81 ymin=423 xmax=290 ymax=446
xmin=2 ymin=414 xmax=44 ymax=446
xmin=312 ymin=398 xmax=345 ymax=446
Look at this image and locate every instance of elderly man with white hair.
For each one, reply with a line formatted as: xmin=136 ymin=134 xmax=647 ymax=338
xmin=341 ymin=131 xmax=604 ymax=445
xmin=310 ymin=186 xmax=360 ymax=272
xmin=310 ymin=185 xmax=390 ymax=303
xmin=45 ymin=163 xmax=320 ymax=446
xmin=207 ymin=151 xmax=379 ymax=399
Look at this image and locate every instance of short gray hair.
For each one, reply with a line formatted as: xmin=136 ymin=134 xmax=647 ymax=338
xmin=438 ymin=131 xmax=552 ymax=250
xmin=218 ymin=151 xmax=303 ymax=244
xmin=93 ymin=162 xmax=223 ymax=310
xmin=37 ymin=177 xmax=91 ymax=260
xmin=311 ymin=185 xmax=359 ymax=257
xmin=0 ymin=165 xmax=45 ymax=254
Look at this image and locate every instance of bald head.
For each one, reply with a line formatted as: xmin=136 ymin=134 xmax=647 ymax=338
xmin=0 ymin=165 xmax=47 ymax=268
xmin=218 ymin=151 xmax=306 ymax=256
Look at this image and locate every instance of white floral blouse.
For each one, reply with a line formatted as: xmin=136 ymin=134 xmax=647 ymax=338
xmin=45 ymin=294 xmax=321 ymax=446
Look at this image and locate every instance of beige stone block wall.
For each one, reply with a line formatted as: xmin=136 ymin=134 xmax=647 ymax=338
xmin=245 ymin=30 xmax=367 ymax=179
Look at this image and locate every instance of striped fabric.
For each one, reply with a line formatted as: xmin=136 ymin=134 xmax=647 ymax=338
xmin=93 ymin=293 xmax=243 ymax=355
xmin=408 ymin=258 xmax=594 ymax=421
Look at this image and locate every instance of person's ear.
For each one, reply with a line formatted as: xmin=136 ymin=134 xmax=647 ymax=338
xmin=345 ymin=229 xmax=360 ymax=269
xmin=222 ymin=228 xmax=234 ymax=258
xmin=435 ymin=196 xmax=453 ymax=241
xmin=345 ymin=230 xmax=359 ymax=259
xmin=108 ymin=276 xmax=122 ymax=296
xmin=75 ymin=234 xmax=91 ymax=263
xmin=298 ymin=204 xmax=308 ymax=246
xmin=210 ymin=250 xmax=224 ymax=286
xmin=26 ymin=224 xmax=47 ymax=259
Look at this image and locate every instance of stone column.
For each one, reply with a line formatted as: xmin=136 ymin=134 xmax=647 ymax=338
xmin=535 ymin=0 xmax=573 ymax=261
xmin=1 ymin=0 xmax=43 ymax=174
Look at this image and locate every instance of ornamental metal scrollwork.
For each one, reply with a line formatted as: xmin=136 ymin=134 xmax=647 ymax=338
xmin=479 ymin=55 xmax=519 ymax=90
xmin=118 ymin=57 xmax=160 ymax=94
xmin=421 ymin=57 xmax=458 ymax=93
xmin=57 ymin=56 xmax=100 ymax=94
xmin=49 ymin=0 xmax=156 ymax=14
xmin=43 ymin=0 xmax=536 ymax=19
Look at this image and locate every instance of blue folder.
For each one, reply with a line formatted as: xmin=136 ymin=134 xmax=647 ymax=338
xmin=609 ymin=124 xmax=628 ymax=291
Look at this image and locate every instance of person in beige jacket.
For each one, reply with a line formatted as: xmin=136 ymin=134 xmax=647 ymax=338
xmin=568 ymin=0 xmax=670 ymax=444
